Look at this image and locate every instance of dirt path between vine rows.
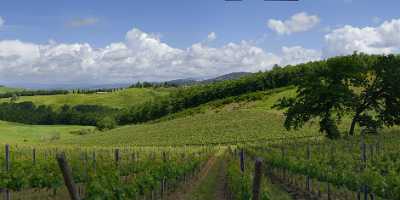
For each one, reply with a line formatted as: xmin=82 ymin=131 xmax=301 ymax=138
xmin=166 ymin=149 xmax=226 ymax=200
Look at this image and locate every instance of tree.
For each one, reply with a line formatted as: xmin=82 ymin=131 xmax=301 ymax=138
xmin=274 ymin=54 xmax=400 ymax=138
xmin=10 ymin=94 xmax=19 ymax=103
xmin=96 ymin=117 xmax=117 ymax=131
xmin=347 ymin=54 xmax=400 ymax=135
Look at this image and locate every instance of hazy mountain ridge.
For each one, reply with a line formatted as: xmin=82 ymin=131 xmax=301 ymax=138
xmin=165 ymin=72 xmax=252 ymax=86
xmin=1 ymin=72 xmax=252 ymax=90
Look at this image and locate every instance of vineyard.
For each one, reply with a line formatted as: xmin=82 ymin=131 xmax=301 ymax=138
xmin=0 ymin=145 xmax=214 ymax=199
xmin=2 ymin=132 xmax=400 ymax=199
xmin=243 ymin=132 xmax=400 ymax=200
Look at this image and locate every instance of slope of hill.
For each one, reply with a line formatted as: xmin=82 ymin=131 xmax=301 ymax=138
xmin=0 ymin=88 xmax=172 ymax=108
xmin=0 ymin=85 xmax=24 ymax=94
xmin=0 ymin=120 xmax=93 ymax=144
xmin=59 ymin=87 xmax=323 ymax=146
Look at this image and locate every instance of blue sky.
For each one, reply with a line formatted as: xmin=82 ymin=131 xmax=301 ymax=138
xmin=0 ymin=0 xmax=399 ymax=87
xmin=2 ymin=0 xmax=398 ymax=49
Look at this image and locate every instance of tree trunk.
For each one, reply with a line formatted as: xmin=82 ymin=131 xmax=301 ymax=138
xmin=349 ymin=113 xmax=359 ymax=136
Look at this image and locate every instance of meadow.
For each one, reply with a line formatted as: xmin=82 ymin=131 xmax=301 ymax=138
xmin=0 ymin=120 xmax=94 ymax=144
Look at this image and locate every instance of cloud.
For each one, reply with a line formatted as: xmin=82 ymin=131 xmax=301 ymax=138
xmin=0 ymin=16 xmax=4 ymax=28
xmin=0 ymin=27 xmax=320 ymax=85
xmin=324 ymin=18 xmax=400 ymax=56
xmin=207 ymin=32 xmax=217 ymax=41
xmin=372 ymin=16 xmax=381 ymax=24
xmin=281 ymin=46 xmax=322 ymax=66
xmin=67 ymin=17 xmax=99 ymax=28
xmin=267 ymin=12 xmax=320 ymax=35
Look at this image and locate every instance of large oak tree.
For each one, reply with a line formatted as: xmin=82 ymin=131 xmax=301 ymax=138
xmin=274 ymin=54 xmax=400 ymax=138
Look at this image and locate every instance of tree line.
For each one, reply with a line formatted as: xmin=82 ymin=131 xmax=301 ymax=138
xmin=0 ymin=90 xmax=69 ymax=99
xmin=0 ymin=88 xmax=128 ymax=99
xmin=0 ymin=102 xmax=119 ymax=130
xmin=129 ymin=81 xmax=179 ymax=88
xmin=71 ymin=88 xmax=124 ymax=94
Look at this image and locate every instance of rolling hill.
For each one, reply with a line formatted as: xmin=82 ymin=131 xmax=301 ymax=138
xmin=0 ymin=85 xmax=24 ymax=94
xmin=0 ymin=87 xmax=172 ymax=108
xmin=59 ymin=87 xmax=323 ymax=146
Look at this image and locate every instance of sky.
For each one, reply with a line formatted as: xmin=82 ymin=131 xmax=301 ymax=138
xmin=0 ymin=0 xmax=399 ymax=87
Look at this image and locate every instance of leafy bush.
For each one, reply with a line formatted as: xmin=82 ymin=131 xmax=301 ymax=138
xmin=97 ymin=117 xmax=117 ymax=131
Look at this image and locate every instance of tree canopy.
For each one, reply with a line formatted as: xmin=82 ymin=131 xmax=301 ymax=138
xmin=274 ymin=53 xmax=400 ymax=138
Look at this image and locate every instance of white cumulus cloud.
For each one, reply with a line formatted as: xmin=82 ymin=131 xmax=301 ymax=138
xmin=324 ymin=18 xmax=400 ymax=56
xmin=207 ymin=32 xmax=217 ymax=41
xmin=268 ymin=12 xmax=320 ymax=35
xmin=0 ymin=27 xmax=321 ymax=85
xmin=281 ymin=46 xmax=322 ymax=66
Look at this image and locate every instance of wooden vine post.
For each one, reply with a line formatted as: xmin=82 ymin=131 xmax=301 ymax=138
xmin=56 ymin=153 xmax=80 ymax=200
xmin=360 ymin=137 xmax=368 ymax=200
xmin=240 ymin=149 xmax=245 ymax=173
xmin=32 ymin=148 xmax=36 ymax=165
xmin=115 ymin=148 xmax=120 ymax=167
xmin=92 ymin=151 xmax=96 ymax=173
xmin=252 ymin=158 xmax=263 ymax=200
xmin=306 ymin=144 xmax=311 ymax=192
xmin=4 ymin=144 xmax=11 ymax=200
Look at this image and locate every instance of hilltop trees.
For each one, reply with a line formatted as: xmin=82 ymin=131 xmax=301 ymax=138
xmin=274 ymin=54 xmax=400 ymax=138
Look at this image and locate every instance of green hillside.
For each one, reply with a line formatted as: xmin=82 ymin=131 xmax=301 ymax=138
xmin=0 ymin=86 xmax=24 ymax=94
xmin=0 ymin=86 xmax=314 ymax=146
xmin=0 ymin=88 xmax=171 ymax=108
xmin=0 ymin=120 xmax=94 ymax=144
xmin=59 ymin=88 xmax=322 ymax=146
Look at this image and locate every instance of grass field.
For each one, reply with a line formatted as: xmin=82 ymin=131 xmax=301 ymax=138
xmin=0 ymin=86 xmax=24 ymax=94
xmin=0 ymin=120 xmax=94 ymax=144
xmin=0 ymin=88 xmax=172 ymax=108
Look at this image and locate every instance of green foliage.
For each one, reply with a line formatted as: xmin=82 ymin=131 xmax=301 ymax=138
xmin=0 ymin=146 xmax=212 ymax=199
xmin=247 ymin=132 xmax=400 ymax=199
xmin=96 ymin=117 xmax=117 ymax=131
xmin=117 ymin=62 xmax=314 ymax=125
xmin=0 ymin=102 xmax=119 ymax=128
xmin=226 ymin=151 xmax=270 ymax=200
xmin=275 ymin=53 xmax=400 ymax=138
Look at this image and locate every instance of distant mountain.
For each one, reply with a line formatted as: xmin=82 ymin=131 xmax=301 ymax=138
xmin=2 ymin=72 xmax=252 ymax=90
xmin=200 ymin=72 xmax=252 ymax=84
xmin=164 ymin=78 xmax=198 ymax=86
xmin=165 ymin=72 xmax=252 ymax=86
